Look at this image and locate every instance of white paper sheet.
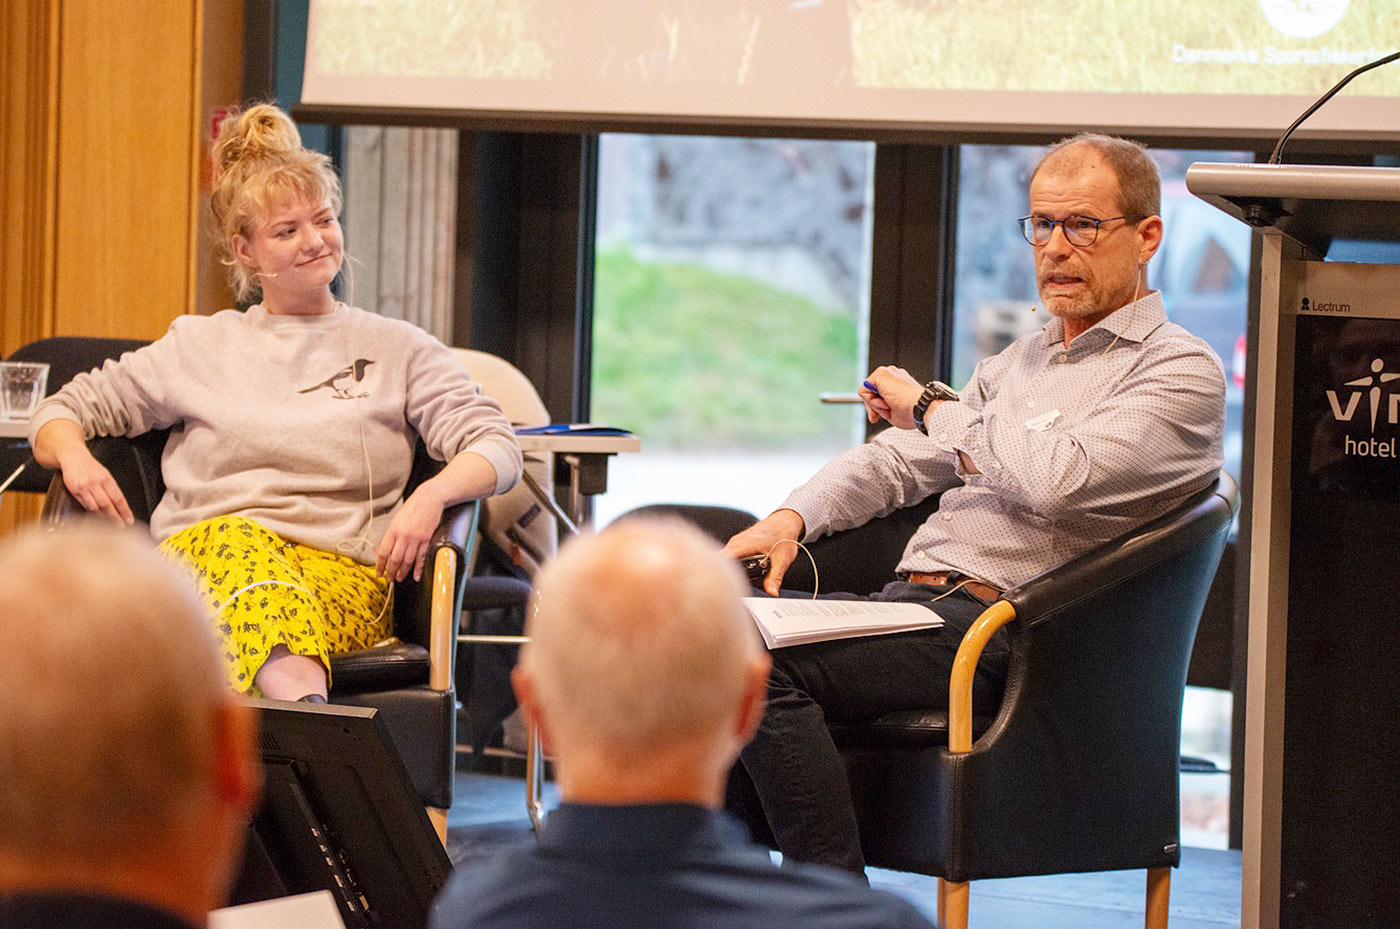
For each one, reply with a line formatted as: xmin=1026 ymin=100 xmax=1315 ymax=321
xmin=210 ymin=891 xmax=347 ymax=929
xmin=742 ymin=597 xmax=943 ymax=649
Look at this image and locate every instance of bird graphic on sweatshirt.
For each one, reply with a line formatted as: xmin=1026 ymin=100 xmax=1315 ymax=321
xmin=300 ymin=359 xmax=375 ymax=399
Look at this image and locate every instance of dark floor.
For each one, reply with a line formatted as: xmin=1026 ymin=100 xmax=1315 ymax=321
xmin=445 ymin=770 xmax=1242 ymax=929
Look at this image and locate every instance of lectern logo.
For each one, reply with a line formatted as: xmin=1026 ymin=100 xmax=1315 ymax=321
xmin=1329 ymin=358 xmax=1400 ymax=459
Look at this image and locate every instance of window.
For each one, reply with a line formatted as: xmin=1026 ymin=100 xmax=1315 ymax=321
xmin=590 ymin=134 xmax=877 ymax=524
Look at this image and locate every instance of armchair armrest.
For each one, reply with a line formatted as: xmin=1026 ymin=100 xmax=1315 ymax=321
xmin=933 ymin=477 xmax=1237 ymax=880
xmin=948 ymin=600 xmax=1017 ymax=753
xmin=40 ymin=472 xmax=82 ymax=524
xmin=40 ymin=432 xmax=169 ymax=526
xmin=425 ymin=500 xmax=481 ymax=691
xmin=434 ymin=499 xmax=477 ymax=551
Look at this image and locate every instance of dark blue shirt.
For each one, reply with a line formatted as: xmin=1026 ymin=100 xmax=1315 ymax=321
xmin=0 ymin=892 xmax=197 ymax=929
xmin=432 ymin=802 xmax=935 ymax=929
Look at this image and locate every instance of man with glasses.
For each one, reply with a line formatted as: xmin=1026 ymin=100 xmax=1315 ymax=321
xmin=723 ymin=133 xmax=1225 ymax=874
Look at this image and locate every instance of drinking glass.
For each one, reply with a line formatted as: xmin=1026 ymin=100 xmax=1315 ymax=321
xmin=0 ymin=362 xmax=50 ymax=421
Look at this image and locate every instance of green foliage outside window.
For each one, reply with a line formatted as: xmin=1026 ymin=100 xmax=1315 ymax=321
xmin=591 ymin=248 xmax=859 ymax=451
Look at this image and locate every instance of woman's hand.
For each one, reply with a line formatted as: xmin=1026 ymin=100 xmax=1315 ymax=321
xmin=722 ymin=508 xmax=805 ymax=597
xmin=378 ymin=450 xmax=499 ymax=582
xmin=59 ymin=451 xmax=135 ymax=525
xmin=35 ymin=420 xmax=134 ymax=525
xmin=377 ymin=484 xmax=447 ymax=582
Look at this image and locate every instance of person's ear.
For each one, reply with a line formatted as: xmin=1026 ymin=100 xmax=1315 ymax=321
xmin=1136 ymin=214 xmax=1164 ymax=265
xmin=232 ymin=233 xmax=257 ymax=270
xmin=734 ymin=653 xmax=772 ymax=746
xmin=511 ymin=666 xmax=553 ymax=752
xmin=212 ymin=699 xmax=261 ymax=816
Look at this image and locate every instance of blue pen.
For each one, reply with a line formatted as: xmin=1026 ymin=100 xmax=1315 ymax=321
xmin=862 ymin=379 xmax=881 ymax=398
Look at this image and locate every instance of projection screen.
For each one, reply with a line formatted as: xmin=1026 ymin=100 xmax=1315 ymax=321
xmin=299 ymin=0 xmax=1400 ymax=144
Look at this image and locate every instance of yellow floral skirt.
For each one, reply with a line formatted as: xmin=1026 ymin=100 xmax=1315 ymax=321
xmin=160 ymin=516 xmax=391 ymax=694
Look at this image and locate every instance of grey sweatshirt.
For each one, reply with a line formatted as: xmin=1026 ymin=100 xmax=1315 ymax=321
xmin=30 ymin=304 xmax=523 ymax=562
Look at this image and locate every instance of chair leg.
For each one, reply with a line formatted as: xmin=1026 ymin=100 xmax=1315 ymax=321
xmin=1146 ymin=866 xmax=1170 ymax=929
xmin=427 ymin=806 xmax=448 ymax=848
xmin=938 ymin=878 xmax=969 ymax=929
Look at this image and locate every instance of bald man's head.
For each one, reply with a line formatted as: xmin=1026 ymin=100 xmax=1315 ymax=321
xmin=519 ymin=518 xmax=764 ymax=760
xmin=0 ymin=524 xmax=231 ymax=858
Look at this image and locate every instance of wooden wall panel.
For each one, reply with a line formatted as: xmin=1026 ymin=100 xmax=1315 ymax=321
xmin=0 ymin=0 xmax=60 ymax=532
xmin=0 ymin=0 xmax=59 ymax=358
xmin=1 ymin=0 xmax=243 ymax=536
xmin=195 ymin=0 xmax=243 ymax=317
xmin=53 ymin=0 xmax=201 ymax=340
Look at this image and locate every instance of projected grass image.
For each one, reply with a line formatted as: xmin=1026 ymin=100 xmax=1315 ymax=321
xmin=591 ymin=248 xmax=859 ymax=450
xmin=547 ymin=2 xmax=762 ymax=83
xmin=853 ymin=0 xmax=1400 ymax=95
xmin=311 ymin=0 xmax=550 ymax=79
xmin=312 ymin=0 xmax=845 ymax=85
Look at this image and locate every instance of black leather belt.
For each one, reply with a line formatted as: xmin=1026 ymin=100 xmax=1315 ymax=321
xmin=905 ymin=571 xmax=1002 ymax=602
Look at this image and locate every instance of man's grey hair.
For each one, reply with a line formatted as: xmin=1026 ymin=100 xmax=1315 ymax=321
xmin=0 ymin=524 xmax=227 ymax=857
xmin=520 ymin=517 xmax=762 ymax=757
xmin=1033 ymin=132 xmax=1162 ymax=219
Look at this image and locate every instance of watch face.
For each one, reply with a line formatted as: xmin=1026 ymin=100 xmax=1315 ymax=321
xmin=930 ymin=381 xmax=959 ymax=401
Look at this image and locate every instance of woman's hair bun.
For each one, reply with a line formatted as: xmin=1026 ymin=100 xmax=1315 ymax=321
xmin=213 ymin=104 xmax=303 ymax=176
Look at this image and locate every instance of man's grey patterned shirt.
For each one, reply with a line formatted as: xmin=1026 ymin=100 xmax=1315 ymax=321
xmin=781 ymin=291 xmax=1225 ymax=591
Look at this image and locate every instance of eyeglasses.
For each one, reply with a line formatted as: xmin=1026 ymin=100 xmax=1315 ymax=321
xmin=1018 ymin=214 xmax=1140 ymax=247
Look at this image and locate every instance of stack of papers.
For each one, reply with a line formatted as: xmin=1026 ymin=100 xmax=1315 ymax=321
xmin=742 ymin=597 xmax=943 ymax=649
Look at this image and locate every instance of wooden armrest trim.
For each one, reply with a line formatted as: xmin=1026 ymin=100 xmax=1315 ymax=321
xmin=948 ymin=599 xmax=1017 ymax=753
xmin=428 ymin=546 xmax=458 ymax=691
xmin=40 ymin=473 xmax=82 ymax=524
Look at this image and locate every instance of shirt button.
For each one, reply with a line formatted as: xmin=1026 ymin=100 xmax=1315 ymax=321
xmin=916 ymin=550 xmax=927 ymax=559
xmin=938 ymin=432 xmax=949 ymax=442
xmin=941 ymin=513 xmax=953 ymax=521
xmin=1026 ymin=400 xmax=1036 ymax=409
xmin=1058 ymin=353 xmax=1068 ymax=363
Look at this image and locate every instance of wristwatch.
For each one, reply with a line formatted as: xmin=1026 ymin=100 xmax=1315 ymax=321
xmin=913 ymin=380 xmax=959 ymax=435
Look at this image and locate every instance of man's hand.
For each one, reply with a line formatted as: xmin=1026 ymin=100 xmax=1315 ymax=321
xmin=858 ymin=366 xmax=928 ymax=431
xmin=377 ymin=482 xmax=447 ymax=582
xmin=723 ymin=508 xmax=805 ymax=597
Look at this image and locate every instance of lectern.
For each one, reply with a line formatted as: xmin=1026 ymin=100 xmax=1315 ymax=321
xmin=1188 ymin=163 xmax=1400 ymax=929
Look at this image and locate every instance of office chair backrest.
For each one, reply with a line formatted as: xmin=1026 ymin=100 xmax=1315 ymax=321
xmin=6 ymin=337 xmax=149 ymax=395
xmin=450 ymin=348 xmax=555 ymax=575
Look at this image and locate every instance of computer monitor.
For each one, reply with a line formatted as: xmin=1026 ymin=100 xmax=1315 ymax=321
xmin=228 ymin=699 xmax=452 ymax=929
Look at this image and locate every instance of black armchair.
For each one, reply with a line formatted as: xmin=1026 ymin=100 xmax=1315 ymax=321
xmin=819 ymin=475 xmax=1239 ymax=929
xmin=41 ymin=430 xmax=478 ymax=841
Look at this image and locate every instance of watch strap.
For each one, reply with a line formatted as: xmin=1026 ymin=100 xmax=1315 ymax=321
xmin=913 ymin=380 xmax=957 ymax=435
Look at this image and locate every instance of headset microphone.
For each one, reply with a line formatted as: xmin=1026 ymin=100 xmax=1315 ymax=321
xmin=254 ymin=271 xmax=279 ymax=279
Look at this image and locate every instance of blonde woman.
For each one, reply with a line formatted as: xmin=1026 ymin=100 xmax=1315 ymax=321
xmin=30 ymin=104 xmax=522 ymax=701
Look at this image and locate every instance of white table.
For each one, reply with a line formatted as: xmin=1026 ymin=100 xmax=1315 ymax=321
xmin=0 ymin=419 xmax=30 ymax=439
xmin=514 ymin=431 xmax=641 ymax=535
